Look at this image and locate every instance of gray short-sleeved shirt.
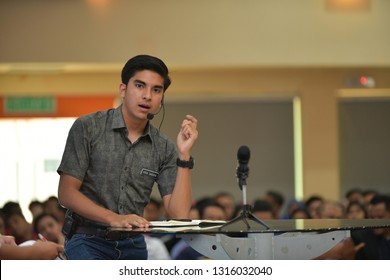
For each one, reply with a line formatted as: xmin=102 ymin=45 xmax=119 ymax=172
xmin=57 ymin=105 xmax=178 ymax=220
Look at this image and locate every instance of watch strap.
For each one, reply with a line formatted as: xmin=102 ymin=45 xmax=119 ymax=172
xmin=176 ymin=156 xmax=194 ymax=169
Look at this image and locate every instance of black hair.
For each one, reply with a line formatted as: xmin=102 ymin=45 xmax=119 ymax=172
xmin=2 ymin=201 xmax=23 ymax=225
xmin=121 ymin=54 xmax=171 ymax=91
xmin=304 ymin=195 xmax=324 ymax=208
xmin=362 ymin=189 xmax=378 ymax=197
xmin=345 ymin=188 xmax=363 ymax=199
xmin=290 ymin=207 xmax=311 ymax=219
xmin=33 ymin=212 xmax=59 ymax=234
xmin=266 ymin=190 xmax=285 ymax=207
xmin=29 ymin=200 xmax=44 ymax=211
xmin=196 ymin=200 xmax=226 ymax=219
xmin=252 ymin=199 xmax=273 ymax=212
xmin=370 ymin=194 xmax=390 ymax=212
xmin=346 ymin=201 xmax=367 ymax=218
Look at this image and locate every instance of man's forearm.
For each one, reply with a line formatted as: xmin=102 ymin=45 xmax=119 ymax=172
xmin=166 ymin=169 xmax=193 ymax=219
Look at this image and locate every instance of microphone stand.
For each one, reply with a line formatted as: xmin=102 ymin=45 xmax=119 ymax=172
xmin=220 ymin=167 xmax=269 ymax=230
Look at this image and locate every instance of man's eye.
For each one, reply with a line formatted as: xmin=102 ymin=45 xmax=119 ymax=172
xmin=135 ymin=83 xmax=143 ymax=88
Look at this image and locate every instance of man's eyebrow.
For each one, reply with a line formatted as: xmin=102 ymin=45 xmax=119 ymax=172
xmin=134 ymin=80 xmax=163 ymax=89
xmin=134 ymin=79 xmax=146 ymax=86
xmin=153 ymin=85 xmax=164 ymax=90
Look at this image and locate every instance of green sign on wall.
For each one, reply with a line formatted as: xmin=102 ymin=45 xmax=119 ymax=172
xmin=4 ymin=97 xmax=56 ymax=113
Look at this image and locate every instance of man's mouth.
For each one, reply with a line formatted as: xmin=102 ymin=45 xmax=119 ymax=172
xmin=139 ymin=104 xmax=151 ymax=111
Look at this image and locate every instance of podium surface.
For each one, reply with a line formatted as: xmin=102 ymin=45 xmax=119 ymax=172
xmin=110 ymin=219 xmax=390 ymax=260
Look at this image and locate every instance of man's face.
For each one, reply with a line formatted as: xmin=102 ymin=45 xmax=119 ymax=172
xmin=369 ymin=202 xmax=390 ymax=236
xmin=7 ymin=215 xmax=29 ymax=238
xmin=202 ymin=206 xmax=227 ymax=221
xmin=319 ymin=203 xmax=344 ymax=219
xmin=215 ymin=196 xmax=235 ymax=219
xmin=120 ymin=70 xmax=164 ymax=121
xmin=37 ymin=216 xmax=62 ymax=243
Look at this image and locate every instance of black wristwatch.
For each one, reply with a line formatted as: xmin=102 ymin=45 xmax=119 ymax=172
xmin=176 ymin=156 xmax=194 ymax=169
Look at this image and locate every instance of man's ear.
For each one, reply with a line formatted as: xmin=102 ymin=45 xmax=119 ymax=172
xmin=119 ymin=83 xmax=126 ymax=100
xmin=161 ymin=94 xmax=165 ymax=106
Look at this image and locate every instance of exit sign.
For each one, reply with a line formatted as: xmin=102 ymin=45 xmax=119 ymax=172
xmin=4 ymin=97 xmax=56 ymax=114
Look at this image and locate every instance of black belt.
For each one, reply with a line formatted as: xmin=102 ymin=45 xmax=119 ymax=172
xmin=74 ymin=226 xmax=141 ymax=241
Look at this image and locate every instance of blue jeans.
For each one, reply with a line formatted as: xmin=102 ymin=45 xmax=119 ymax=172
xmin=64 ymin=233 xmax=148 ymax=260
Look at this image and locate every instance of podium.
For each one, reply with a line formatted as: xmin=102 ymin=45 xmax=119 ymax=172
xmin=112 ymin=218 xmax=390 ymax=260
xmin=178 ymin=219 xmax=390 ymax=259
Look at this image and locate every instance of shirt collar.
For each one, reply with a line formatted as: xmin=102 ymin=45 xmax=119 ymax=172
xmin=111 ymin=105 xmax=154 ymax=140
xmin=111 ymin=105 xmax=126 ymax=130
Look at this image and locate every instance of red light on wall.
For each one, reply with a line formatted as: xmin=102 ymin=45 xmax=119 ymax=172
xmin=359 ymin=76 xmax=375 ymax=88
xmin=360 ymin=76 xmax=368 ymax=86
xmin=344 ymin=75 xmax=375 ymax=88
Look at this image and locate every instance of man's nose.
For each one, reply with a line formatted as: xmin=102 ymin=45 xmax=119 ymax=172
xmin=142 ymin=88 xmax=152 ymax=100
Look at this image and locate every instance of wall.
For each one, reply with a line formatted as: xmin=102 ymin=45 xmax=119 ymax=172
xmin=0 ymin=0 xmax=389 ymax=66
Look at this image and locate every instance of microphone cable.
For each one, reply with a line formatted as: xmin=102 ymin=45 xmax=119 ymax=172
xmin=158 ymin=103 xmax=165 ymax=131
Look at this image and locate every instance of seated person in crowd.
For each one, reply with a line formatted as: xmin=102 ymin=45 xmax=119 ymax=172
xmin=28 ymin=200 xmax=45 ymax=220
xmin=290 ymin=207 xmax=311 ymax=219
xmin=263 ymin=190 xmax=285 ymax=219
xmin=252 ymin=199 xmax=273 ymax=221
xmin=352 ymin=194 xmax=390 ymax=259
xmin=305 ymin=195 xmax=324 ymax=219
xmin=6 ymin=212 xmax=38 ymax=245
xmin=33 ymin=213 xmax=65 ymax=245
xmin=214 ymin=192 xmax=237 ymax=220
xmin=346 ymin=201 xmax=367 ymax=219
xmin=0 ymin=234 xmax=63 ymax=260
xmin=317 ymin=200 xmax=345 ymax=219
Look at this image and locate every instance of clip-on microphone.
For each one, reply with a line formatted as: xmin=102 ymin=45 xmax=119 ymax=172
xmin=147 ymin=97 xmax=165 ymax=130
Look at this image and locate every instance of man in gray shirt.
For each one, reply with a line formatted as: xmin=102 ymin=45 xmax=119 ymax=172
xmin=57 ymin=55 xmax=198 ymax=260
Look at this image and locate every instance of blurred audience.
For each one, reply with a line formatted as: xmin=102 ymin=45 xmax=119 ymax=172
xmin=362 ymin=190 xmax=378 ymax=208
xmin=263 ymin=190 xmax=285 ymax=219
xmin=345 ymin=188 xmax=364 ymax=204
xmin=281 ymin=197 xmax=304 ymax=219
xmin=44 ymin=196 xmax=66 ymax=226
xmin=252 ymin=199 xmax=273 ymax=220
xmin=352 ymin=194 xmax=390 ymax=259
xmin=28 ymin=200 xmax=45 ymax=220
xmin=305 ymin=195 xmax=324 ymax=219
xmin=5 ymin=212 xmax=38 ymax=245
xmin=33 ymin=213 xmax=65 ymax=245
xmin=290 ymin=207 xmax=311 ymax=219
xmin=317 ymin=200 xmax=346 ymax=219
xmin=346 ymin=201 xmax=367 ymax=219
xmin=214 ymin=191 xmax=237 ymax=220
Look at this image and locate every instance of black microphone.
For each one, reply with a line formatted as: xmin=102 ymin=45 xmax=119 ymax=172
xmin=236 ymin=145 xmax=250 ymax=187
xmin=147 ymin=112 xmax=156 ymax=120
xmin=237 ymin=145 xmax=250 ymax=166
